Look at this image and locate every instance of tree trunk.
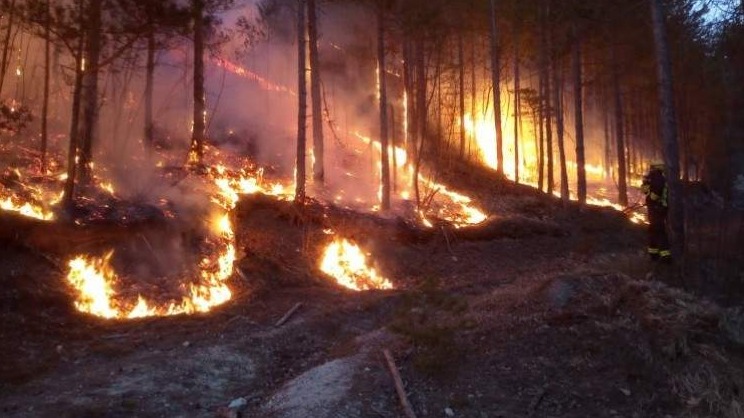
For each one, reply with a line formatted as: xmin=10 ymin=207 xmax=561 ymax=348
xmin=403 ymin=39 xmax=414 ymax=154
xmin=488 ymin=0 xmax=504 ymax=177
xmin=513 ymin=20 xmax=520 ymax=183
xmin=390 ymin=104 xmax=397 ymax=192
xmin=573 ymin=23 xmax=586 ymax=205
xmin=190 ymin=0 xmax=206 ymax=168
xmin=612 ymin=48 xmax=628 ymax=206
xmin=63 ymin=10 xmax=86 ymax=210
xmin=377 ymin=2 xmax=390 ymax=211
xmin=538 ymin=79 xmax=544 ymax=191
xmin=603 ymin=96 xmax=611 ymax=179
xmin=542 ymin=1 xmax=553 ymax=195
xmin=79 ymin=0 xmax=102 ymax=185
xmin=458 ymin=33 xmax=466 ymax=159
xmin=295 ymin=0 xmax=307 ymax=204
xmin=0 ymin=0 xmax=16 ymax=96
xmin=470 ymin=37 xmax=476 ymax=159
xmin=40 ymin=0 xmax=51 ymax=173
xmin=651 ymin=0 xmax=685 ymax=253
xmin=144 ymin=28 xmax=155 ymax=149
xmin=554 ymin=60 xmax=569 ymax=203
xmin=308 ymin=0 xmax=324 ymax=182
xmin=414 ymin=36 xmax=426 ymax=207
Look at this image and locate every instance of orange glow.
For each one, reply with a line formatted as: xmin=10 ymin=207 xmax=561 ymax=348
xmin=320 ymin=238 xmax=393 ymax=291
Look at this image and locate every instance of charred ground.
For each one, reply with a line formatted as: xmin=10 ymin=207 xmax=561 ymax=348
xmin=1 ymin=165 xmax=743 ymax=418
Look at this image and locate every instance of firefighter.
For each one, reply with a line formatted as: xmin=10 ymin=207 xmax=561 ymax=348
xmin=641 ymin=162 xmax=671 ymax=262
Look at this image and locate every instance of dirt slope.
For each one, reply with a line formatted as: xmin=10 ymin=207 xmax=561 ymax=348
xmin=1 ymin=173 xmax=743 ymax=418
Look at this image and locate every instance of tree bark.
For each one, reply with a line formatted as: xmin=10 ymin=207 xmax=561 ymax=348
xmin=612 ymin=48 xmax=628 ymax=206
xmin=40 ymin=0 xmax=51 ymax=173
xmin=79 ymin=0 xmax=102 ymax=185
xmin=554 ymin=59 xmax=569 ymax=203
xmin=0 ymin=0 xmax=16 ymax=96
xmin=414 ymin=36 xmax=426 ymax=207
xmin=488 ymin=0 xmax=504 ymax=177
xmin=458 ymin=32 xmax=466 ymax=159
xmin=190 ymin=0 xmax=206 ymax=168
xmin=538 ymin=81 xmax=544 ymax=191
xmin=144 ymin=27 xmax=155 ymax=149
xmin=513 ymin=19 xmax=520 ymax=183
xmin=542 ymin=1 xmax=553 ymax=195
xmin=63 ymin=6 xmax=86 ymax=210
xmin=651 ymin=0 xmax=685 ymax=253
xmin=377 ymin=2 xmax=390 ymax=210
xmin=572 ymin=23 xmax=586 ymax=205
xmin=308 ymin=0 xmax=324 ymax=182
xmin=295 ymin=0 xmax=307 ymax=204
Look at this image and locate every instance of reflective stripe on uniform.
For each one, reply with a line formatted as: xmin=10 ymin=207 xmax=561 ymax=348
xmin=660 ymin=250 xmax=671 ymax=257
xmin=648 ymin=248 xmax=660 ymax=254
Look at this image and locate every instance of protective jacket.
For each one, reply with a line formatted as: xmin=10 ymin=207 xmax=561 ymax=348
xmin=642 ymin=169 xmax=668 ymax=208
xmin=641 ymin=168 xmax=670 ymax=260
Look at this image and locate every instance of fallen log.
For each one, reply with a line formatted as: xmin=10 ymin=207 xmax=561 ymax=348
xmin=0 ymin=211 xmax=175 ymax=256
xmin=234 ymin=195 xmax=568 ymax=245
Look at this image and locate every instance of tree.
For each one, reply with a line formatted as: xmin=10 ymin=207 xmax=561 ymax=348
xmin=572 ymin=21 xmax=586 ymax=205
xmin=377 ymin=0 xmax=390 ymax=210
xmin=308 ymin=0 xmax=324 ymax=182
xmin=189 ymin=0 xmax=206 ymax=167
xmin=40 ymin=0 xmax=50 ymax=172
xmin=295 ymin=0 xmax=307 ymax=204
xmin=78 ymin=0 xmax=102 ymax=184
xmin=488 ymin=0 xmax=504 ymax=177
xmin=0 ymin=0 xmax=17 ymax=96
xmin=651 ymin=0 xmax=685 ymax=253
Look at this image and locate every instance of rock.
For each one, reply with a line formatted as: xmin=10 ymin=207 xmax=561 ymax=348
xmin=619 ymin=388 xmax=631 ymax=396
xmin=228 ymin=397 xmax=248 ymax=409
xmin=445 ymin=407 xmax=455 ymax=417
xmin=182 ymin=341 xmax=191 ymax=348
xmin=722 ymin=307 xmax=744 ymax=346
xmin=545 ymin=278 xmax=576 ymax=309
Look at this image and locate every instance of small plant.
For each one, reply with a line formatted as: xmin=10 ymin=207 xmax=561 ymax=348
xmin=389 ymin=277 xmax=469 ymax=377
xmin=0 ymin=101 xmax=33 ymax=135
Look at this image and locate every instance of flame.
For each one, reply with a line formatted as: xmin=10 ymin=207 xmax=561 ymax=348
xmin=65 ymin=210 xmax=235 ymax=319
xmin=64 ymin=163 xmax=245 ymax=319
xmin=464 ymin=113 xmax=498 ymax=170
xmin=66 ymin=251 xmax=120 ymax=319
xmin=0 ymin=172 xmax=57 ymax=221
xmin=211 ymin=165 xmax=294 ymax=209
xmin=418 ymin=175 xmax=488 ymax=227
xmin=99 ymin=181 xmax=115 ymax=196
xmin=320 ymin=238 xmax=393 ymax=291
xmin=351 ymin=132 xmax=486 ymax=228
xmin=0 ymin=195 xmax=55 ymax=220
xmin=213 ymin=58 xmax=295 ymax=95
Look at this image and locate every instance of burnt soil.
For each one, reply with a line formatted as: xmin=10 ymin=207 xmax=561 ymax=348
xmin=2 ymin=166 xmax=744 ymax=418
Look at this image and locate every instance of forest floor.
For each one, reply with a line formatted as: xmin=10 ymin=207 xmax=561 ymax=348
xmin=2 ymin=162 xmax=744 ymax=418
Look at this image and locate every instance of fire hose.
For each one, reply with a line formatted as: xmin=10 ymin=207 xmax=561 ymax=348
xmin=622 ymin=201 xmax=646 ymax=214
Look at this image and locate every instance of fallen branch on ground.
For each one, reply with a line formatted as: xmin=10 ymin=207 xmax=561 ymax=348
xmin=275 ymin=302 xmax=303 ymax=327
xmin=383 ymin=349 xmax=417 ymax=418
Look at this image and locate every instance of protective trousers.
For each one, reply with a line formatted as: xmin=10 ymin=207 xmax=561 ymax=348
xmin=647 ymin=205 xmax=670 ymax=260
